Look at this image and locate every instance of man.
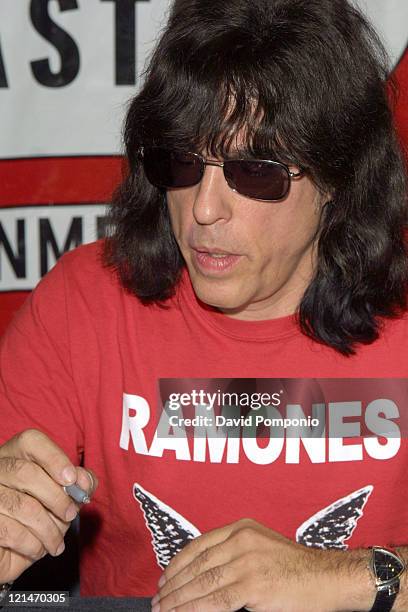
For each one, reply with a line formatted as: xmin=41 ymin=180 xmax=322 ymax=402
xmin=0 ymin=0 xmax=407 ymax=610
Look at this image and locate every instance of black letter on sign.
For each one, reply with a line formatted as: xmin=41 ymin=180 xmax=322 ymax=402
xmin=0 ymin=220 xmax=26 ymax=279
xmin=101 ymin=0 xmax=149 ymax=85
xmin=0 ymin=40 xmax=8 ymax=88
xmin=39 ymin=217 xmax=82 ymax=276
xmin=97 ymin=216 xmax=110 ymax=239
xmin=30 ymin=0 xmax=80 ymax=87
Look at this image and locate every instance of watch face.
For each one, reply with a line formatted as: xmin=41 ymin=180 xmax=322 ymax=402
xmin=374 ymin=548 xmax=405 ymax=583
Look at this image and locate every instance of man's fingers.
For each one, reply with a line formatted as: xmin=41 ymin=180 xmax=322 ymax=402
xmin=165 ymin=522 xmax=235 ymax=580
xmin=155 ymin=577 xmax=244 ymax=612
xmin=0 ymin=429 xmax=77 ymax=486
xmin=0 ymin=545 xmax=47 ymax=585
xmin=75 ymin=467 xmax=98 ymax=498
xmin=0 ymin=430 xmax=98 ymax=585
xmin=0 ymin=513 xmax=48 ymax=561
xmin=0 ymin=485 xmax=67 ymax=557
xmin=158 ymin=520 xmax=265 ymax=611
xmin=159 ymin=538 xmax=239 ymax=598
xmin=46 ymin=508 xmax=72 ymax=533
xmin=0 ymin=457 xmax=79 ymax=523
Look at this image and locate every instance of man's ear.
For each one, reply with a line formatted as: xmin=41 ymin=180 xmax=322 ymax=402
xmin=314 ymin=191 xmax=333 ymax=214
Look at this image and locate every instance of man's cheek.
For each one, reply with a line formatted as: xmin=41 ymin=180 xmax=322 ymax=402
xmin=167 ymin=205 xmax=183 ymax=237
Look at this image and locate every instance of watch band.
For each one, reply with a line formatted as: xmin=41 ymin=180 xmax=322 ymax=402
xmin=370 ymin=589 xmax=397 ymax=612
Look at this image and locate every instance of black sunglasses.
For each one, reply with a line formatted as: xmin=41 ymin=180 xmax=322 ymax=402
xmin=140 ymin=147 xmax=304 ymax=202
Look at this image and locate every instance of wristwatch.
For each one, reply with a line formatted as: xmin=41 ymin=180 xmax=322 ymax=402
xmin=369 ymin=546 xmax=406 ymax=612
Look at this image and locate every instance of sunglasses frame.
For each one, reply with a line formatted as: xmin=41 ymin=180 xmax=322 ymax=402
xmin=139 ymin=147 xmax=304 ymax=202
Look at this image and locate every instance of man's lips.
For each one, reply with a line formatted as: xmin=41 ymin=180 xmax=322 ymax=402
xmin=190 ymin=246 xmax=242 ymax=273
xmin=191 ymin=245 xmax=240 ymax=256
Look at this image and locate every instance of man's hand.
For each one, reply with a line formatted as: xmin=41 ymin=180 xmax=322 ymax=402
xmin=0 ymin=429 xmax=98 ymax=584
xmin=153 ymin=518 xmax=374 ymax=612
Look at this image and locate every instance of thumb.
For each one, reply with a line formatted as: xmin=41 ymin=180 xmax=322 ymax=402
xmin=75 ymin=467 xmax=98 ymax=498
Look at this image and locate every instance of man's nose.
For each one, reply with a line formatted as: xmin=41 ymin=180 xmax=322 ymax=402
xmin=192 ymin=164 xmax=233 ymax=225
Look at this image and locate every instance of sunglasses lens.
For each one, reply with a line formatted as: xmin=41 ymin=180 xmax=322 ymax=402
xmin=224 ymin=160 xmax=290 ymax=201
xmin=143 ymin=148 xmax=202 ymax=189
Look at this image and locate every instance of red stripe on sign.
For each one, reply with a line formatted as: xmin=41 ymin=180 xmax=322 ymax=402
xmin=0 ymin=293 xmax=30 ymax=337
xmin=393 ymin=49 xmax=408 ymax=159
xmin=0 ymin=156 xmax=125 ymax=206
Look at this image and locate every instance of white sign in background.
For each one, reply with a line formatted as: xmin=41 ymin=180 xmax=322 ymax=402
xmin=0 ymin=0 xmax=406 ymax=159
xmin=360 ymin=0 xmax=408 ymax=67
xmin=0 ymin=0 xmax=170 ymax=158
xmin=0 ymin=204 xmax=108 ymax=291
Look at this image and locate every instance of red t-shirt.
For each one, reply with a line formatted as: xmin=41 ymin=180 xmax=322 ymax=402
xmin=0 ymin=241 xmax=407 ymax=596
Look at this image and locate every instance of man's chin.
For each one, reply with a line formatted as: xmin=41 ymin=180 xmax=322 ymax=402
xmin=189 ymin=278 xmax=248 ymax=313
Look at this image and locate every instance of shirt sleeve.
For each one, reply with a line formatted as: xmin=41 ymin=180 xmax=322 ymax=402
xmin=0 ymin=258 xmax=84 ymax=465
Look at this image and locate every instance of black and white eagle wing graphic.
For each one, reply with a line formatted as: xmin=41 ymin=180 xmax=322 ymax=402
xmin=296 ymin=485 xmax=373 ymax=549
xmin=134 ymin=483 xmax=373 ymax=568
xmin=134 ymin=483 xmax=201 ymax=569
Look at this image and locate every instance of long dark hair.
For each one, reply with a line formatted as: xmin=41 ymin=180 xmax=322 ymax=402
xmin=105 ymin=0 xmax=408 ymax=355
